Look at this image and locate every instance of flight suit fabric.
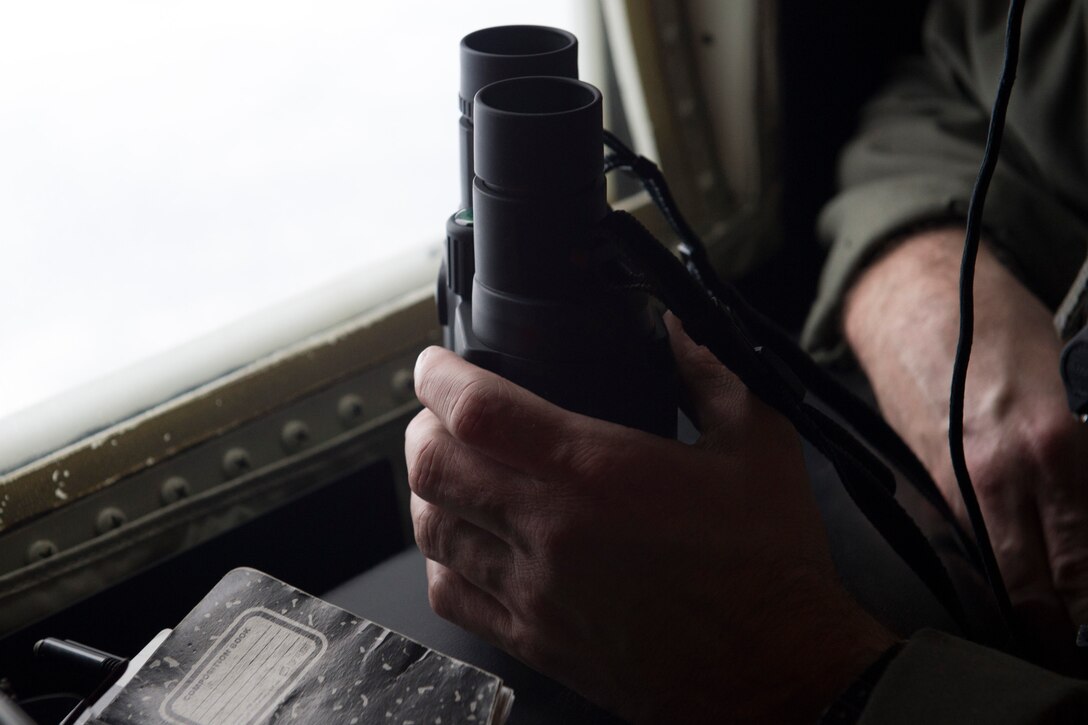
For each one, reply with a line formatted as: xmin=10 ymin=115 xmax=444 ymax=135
xmin=859 ymin=629 xmax=1088 ymax=724
xmin=803 ymin=0 xmax=1088 ymax=362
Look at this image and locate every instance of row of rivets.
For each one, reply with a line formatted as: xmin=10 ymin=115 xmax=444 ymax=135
xmin=22 ymin=375 xmax=416 ymax=566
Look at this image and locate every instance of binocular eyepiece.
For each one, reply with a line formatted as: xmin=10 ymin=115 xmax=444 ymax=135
xmin=440 ymin=26 xmax=676 ymax=438
xmin=456 ymin=26 xmax=579 ymax=209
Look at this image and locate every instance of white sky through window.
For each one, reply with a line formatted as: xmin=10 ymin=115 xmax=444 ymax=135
xmin=0 ymin=1 xmax=589 ymax=421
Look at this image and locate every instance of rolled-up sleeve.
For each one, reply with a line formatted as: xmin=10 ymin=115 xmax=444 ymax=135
xmin=802 ymin=0 xmax=1088 ymax=363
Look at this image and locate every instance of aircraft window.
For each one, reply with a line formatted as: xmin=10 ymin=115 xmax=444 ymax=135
xmin=0 ymin=1 xmax=775 ymax=635
xmin=0 ymin=1 xmax=599 ymax=470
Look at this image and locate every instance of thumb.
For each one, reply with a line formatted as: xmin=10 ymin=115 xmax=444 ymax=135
xmin=664 ymin=312 xmax=751 ymax=447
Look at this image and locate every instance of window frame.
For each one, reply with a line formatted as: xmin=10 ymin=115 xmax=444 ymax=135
xmin=0 ymin=0 xmax=783 ymax=634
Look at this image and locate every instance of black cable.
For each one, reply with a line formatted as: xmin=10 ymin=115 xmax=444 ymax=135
xmin=599 ymin=209 xmax=970 ymax=632
xmin=602 ymin=130 xmax=976 ymax=560
xmin=33 ymin=638 xmax=128 ymax=725
xmin=603 ymin=130 xmax=714 ymax=290
xmin=732 ymin=292 xmax=971 ymax=542
xmin=602 ymin=0 xmax=1028 ymax=643
xmin=15 ymin=694 xmax=81 ymax=708
xmin=0 ymin=692 xmax=36 ymax=725
xmin=948 ymin=0 xmax=1026 ymax=646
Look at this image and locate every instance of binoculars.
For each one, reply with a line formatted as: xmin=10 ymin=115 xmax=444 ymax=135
xmin=432 ymin=24 xmax=996 ymax=643
xmin=438 ymin=25 xmax=677 ymax=438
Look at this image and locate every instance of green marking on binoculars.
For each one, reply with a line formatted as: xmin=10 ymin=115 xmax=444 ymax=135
xmin=453 ymin=209 xmax=473 ymax=227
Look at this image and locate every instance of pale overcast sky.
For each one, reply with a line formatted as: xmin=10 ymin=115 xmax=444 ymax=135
xmin=0 ymin=1 xmax=589 ymax=420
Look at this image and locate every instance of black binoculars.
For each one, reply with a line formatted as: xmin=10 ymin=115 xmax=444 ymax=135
xmin=438 ymin=25 xmax=677 ymax=438
xmin=432 ymin=23 xmax=1005 ymax=645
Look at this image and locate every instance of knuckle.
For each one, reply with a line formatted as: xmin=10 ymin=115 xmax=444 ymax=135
xmin=447 ymin=377 xmax=500 ymax=444
xmin=1029 ymin=417 xmax=1079 ymax=472
xmin=496 ymin=552 xmax=547 ymax=618
xmin=1051 ymin=552 xmax=1088 ymax=601
xmin=535 ymin=519 xmax=573 ymax=560
xmin=552 ymin=434 xmax=617 ymax=484
xmin=524 ymin=515 xmax=582 ymax=575
xmin=979 ymin=414 xmax=1079 ymax=481
xmin=407 ymin=433 xmax=444 ymax=500
xmin=413 ymin=503 xmax=450 ymax=561
xmin=968 ymin=463 xmax=1005 ymax=500
xmin=427 ymin=570 xmax=459 ymax=621
xmin=960 ymin=448 xmax=1006 ymax=502
xmin=477 ymin=556 xmax=508 ymax=593
xmin=506 ymin=619 xmax=550 ymax=669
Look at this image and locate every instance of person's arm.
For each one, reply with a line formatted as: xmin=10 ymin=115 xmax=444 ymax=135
xmin=802 ymin=0 xmax=1088 ymax=667
xmin=803 ymin=2 xmax=1088 ymax=364
xmin=404 ymin=319 xmax=897 ymax=723
xmin=844 ymin=227 xmax=1088 ymax=666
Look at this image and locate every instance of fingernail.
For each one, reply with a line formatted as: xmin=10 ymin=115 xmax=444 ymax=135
xmin=415 ymin=347 xmax=433 ymax=382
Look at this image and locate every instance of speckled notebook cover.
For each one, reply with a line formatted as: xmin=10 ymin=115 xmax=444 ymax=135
xmin=91 ymin=567 xmax=512 ymax=724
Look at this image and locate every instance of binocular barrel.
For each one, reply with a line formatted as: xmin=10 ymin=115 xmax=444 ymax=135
xmin=472 ymin=77 xmax=606 ymax=298
xmin=442 ymin=28 xmax=676 ymax=438
xmin=441 ymin=26 xmax=579 ymax=334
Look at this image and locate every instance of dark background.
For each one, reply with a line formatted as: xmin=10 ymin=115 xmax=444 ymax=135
xmin=739 ymin=0 xmax=929 ymax=331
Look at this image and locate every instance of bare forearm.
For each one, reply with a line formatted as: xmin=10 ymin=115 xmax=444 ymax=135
xmin=842 ymin=227 xmax=1088 ymax=665
xmin=843 ymin=227 xmax=1067 ymax=473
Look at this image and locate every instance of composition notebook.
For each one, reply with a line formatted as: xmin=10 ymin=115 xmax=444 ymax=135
xmin=85 ymin=567 xmax=513 ymax=724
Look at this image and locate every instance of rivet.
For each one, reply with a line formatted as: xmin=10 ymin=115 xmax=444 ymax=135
xmin=27 ymin=540 xmax=58 ymax=563
xmin=338 ymin=395 xmax=365 ymax=427
xmin=222 ymin=448 xmax=252 ymax=479
xmin=161 ymin=476 xmax=192 ymax=504
xmin=96 ymin=507 xmax=127 ymax=534
xmin=281 ymin=420 xmax=311 ymax=453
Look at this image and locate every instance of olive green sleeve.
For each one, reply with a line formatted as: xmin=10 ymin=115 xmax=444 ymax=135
xmin=858 ymin=629 xmax=1088 ymax=724
xmin=801 ymin=0 xmax=1088 ymax=363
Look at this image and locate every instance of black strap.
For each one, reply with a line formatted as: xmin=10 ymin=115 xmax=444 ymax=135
xmin=598 ymin=210 xmax=969 ymax=634
xmin=602 ymin=130 xmax=973 ymax=561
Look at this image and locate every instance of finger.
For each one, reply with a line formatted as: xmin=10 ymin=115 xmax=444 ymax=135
xmin=411 ymin=493 xmax=515 ymax=598
xmin=987 ymin=494 xmax=1059 ymax=601
xmin=413 ymin=346 xmax=602 ymax=477
xmin=664 ymin=312 xmax=778 ymax=451
xmin=1036 ymin=475 xmax=1088 ymax=625
xmin=405 ymin=408 xmax=534 ymax=541
xmin=981 ymin=487 xmax=1072 ymax=648
xmin=424 ymin=558 xmax=514 ymax=650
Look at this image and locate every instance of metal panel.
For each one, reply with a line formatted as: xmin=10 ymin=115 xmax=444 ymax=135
xmin=0 ymin=290 xmax=437 ymax=634
xmin=601 ymin=0 xmax=782 ymax=278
